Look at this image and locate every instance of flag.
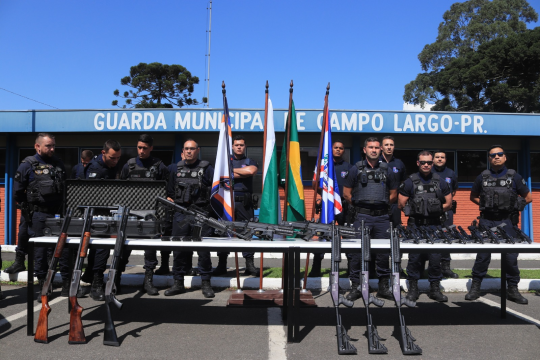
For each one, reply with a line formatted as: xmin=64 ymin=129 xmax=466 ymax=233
xmin=210 ymin=96 xmax=234 ymax=221
xmin=279 ymin=101 xmax=305 ymax=221
xmin=318 ymin=105 xmax=342 ymax=224
xmin=259 ymin=98 xmax=282 ymax=225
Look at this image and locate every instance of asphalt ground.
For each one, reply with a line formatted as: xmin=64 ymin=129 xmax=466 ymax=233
xmin=1 ymin=285 xmax=540 ymax=359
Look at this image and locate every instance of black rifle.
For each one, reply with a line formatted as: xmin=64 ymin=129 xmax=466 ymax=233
xmin=359 ymin=221 xmax=387 ymax=354
xmin=513 ymin=225 xmax=532 ymax=244
xmin=390 ymin=223 xmax=422 ymax=355
xmin=225 ymin=220 xmax=297 ymax=240
xmin=468 ymin=225 xmax=485 ymax=244
xmin=447 ymin=225 xmax=467 ymax=244
xmin=494 ymin=224 xmax=516 ymax=245
xmin=35 ymin=208 xmax=73 ymax=344
xmin=156 ymin=197 xmax=251 ymax=240
xmin=282 ymin=220 xmax=360 ymax=241
xmin=103 ymin=205 xmax=130 ymax=347
xmin=480 ymin=225 xmax=501 ymax=244
xmin=329 ymin=223 xmax=356 ymax=355
xmin=458 ymin=226 xmax=473 ymax=242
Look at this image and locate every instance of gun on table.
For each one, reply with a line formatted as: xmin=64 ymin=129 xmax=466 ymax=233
xmin=418 ymin=226 xmax=436 ymax=244
xmin=329 ymin=223 xmax=356 ymax=355
xmin=359 ymin=220 xmax=387 ymax=354
xmin=494 ymin=224 xmax=516 ymax=245
xmin=447 ymin=225 xmax=467 ymax=244
xmin=435 ymin=225 xmax=453 ymax=244
xmin=282 ymin=220 xmax=360 ymax=241
xmin=513 ymin=225 xmax=532 ymax=244
xmin=396 ymin=225 xmax=413 ymax=242
xmin=480 ymin=225 xmax=501 ymax=245
xmin=103 ymin=205 xmax=129 ymax=347
xmin=457 ymin=226 xmax=473 ymax=242
xmin=405 ymin=224 xmax=423 ymax=244
xmin=468 ymin=225 xmax=485 ymax=244
xmin=34 ymin=208 xmax=73 ymax=344
xmin=390 ymin=223 xmax=422 ymax=355
xmin=156 ymin=197 xmax=250 ymax=240
xmin=226 ymin=220 xmax=297 ymax=240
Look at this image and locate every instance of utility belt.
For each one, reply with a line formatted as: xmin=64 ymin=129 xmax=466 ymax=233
xmin=234 ymin=193 xmax=253 ymax=208
xmin=410 ymin=216 xmax=441 ymax=226
xmin=480 ymin=211 xmax=510 ymax=221
xmin=354 ymin=206 xmax=388 ymax=217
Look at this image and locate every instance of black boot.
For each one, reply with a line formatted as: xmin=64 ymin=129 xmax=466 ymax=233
xmin=80 ymin=270 xmax=93 ymax=284
xmin=428 ymin=281 xmax=448 ymax=302
xmin=376 ymin=277 xmax=393 ymax=300
xmin=36 ymin=279 xmax=45 ymax=303
xmin=5 ymin=252 xmax=26 ymax=274
xmin=90 ymin=273 xmax=105 ymax=301
xmin=507 ymin=285 xmax=528 ymax=305
xmin=155 ymin=257 xmax=170 ymax=275
xmin=164 ymin=279 xmax=186 ymax=296
xmin=143 ymin=270 xmax=159 ymax=296
xmin=308 ymin=257 xmax=322 ymax=277
xmin=465 ymin=279 xmax=482 ymax=301
xmin=212 ymin=255 xmax=228 ymax=276
xmin=346 ymin=282 xmax=361 ymax=301
xmin=61 ymin=278 xmax=70 ymax=297
xmin=244 ymin=257 xmax=260 ymax=277
xmin=406 ymin=279 xmax=419 ymax=302
xmin=201 ymin=279 xmax=215 ymax=298
xmin=441 ymin=260 xmax=459 ymax=279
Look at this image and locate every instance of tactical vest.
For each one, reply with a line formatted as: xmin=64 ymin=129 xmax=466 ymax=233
xmin=126 ymin=158 xmax=162 ymax=181
xmin=174 ymin=160 xmax=210 ymax=206
xmin=407 ymin=173 xmax=444 ymax=217
xmin=479 ymin=169 xmax=519 ymax=212
xmin=351 ymin=161 xmax=389 ymax=206
xmin=24 ymin=156 xmax=64 ymax=205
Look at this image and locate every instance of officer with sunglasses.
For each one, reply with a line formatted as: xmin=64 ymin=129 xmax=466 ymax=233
xmin=398 ymin=150 xmax=452 ymax=303
xmin=465 ymin=145 xmax=532 ymax=304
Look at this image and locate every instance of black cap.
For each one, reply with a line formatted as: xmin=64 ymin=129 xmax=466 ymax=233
xmin=488 ymin=145 xmax=504 ymax=153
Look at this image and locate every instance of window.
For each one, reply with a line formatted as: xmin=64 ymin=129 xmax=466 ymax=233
xmin=532 ymin=153 xmax=540 ymax=182
xmin=457 ymin=151 xmax=486 ymax=182
xmin=0 ymin=148 xmax=5 ymax=177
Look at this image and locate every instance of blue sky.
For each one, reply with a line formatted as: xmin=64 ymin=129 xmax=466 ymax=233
xmin=1 ymin=0 xmax=539 ymax=111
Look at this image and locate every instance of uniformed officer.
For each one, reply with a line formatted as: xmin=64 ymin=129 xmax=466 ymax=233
xmin=164 ymin=139 xmax=216 ymax=298
xmin=308 ymin=140 xmax=353 ymax=277
xmin=13 ymin=133 xmax=71 ymax=301
xmin=120 ymin=134 xmax=169 ymax=295
xmin=380 ymin=136 xmax=407 ymax=226
xmin=432 ymin=150 xmax=459 ymax=278
xmin=342 ymin=137 xmax=399 ymax=301
xmin=465 ymin=145 xmax=532 ymax=304
xmin=71 ymin=150 xmax=94 ymax=179
xmin=82 ymin=139 xmax=122 ymax=301
xmin=399 ymin=150 xmax=452 ymax=303
xmin=213 ymin=135 xmax=260 ymax=277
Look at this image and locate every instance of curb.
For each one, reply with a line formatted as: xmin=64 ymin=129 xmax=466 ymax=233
xmin=3 ymin=271 xmax=540 ymax=292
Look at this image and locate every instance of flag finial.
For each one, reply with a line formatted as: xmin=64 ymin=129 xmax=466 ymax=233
xmin=327 ymin=82 xmax=330 ymax=94
xmin=222 ymin=81 xmax=226 ymax=94
xmin=266 ymin=80 xmax=269 ymax=93
xmin=290 ymin=80 xmax=293 ymax=93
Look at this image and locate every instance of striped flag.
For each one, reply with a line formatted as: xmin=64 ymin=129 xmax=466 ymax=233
xmin=210 ymin=96 xmax=234 ymax=221
xmin=319 ymin=105 xmax=342 ymax=223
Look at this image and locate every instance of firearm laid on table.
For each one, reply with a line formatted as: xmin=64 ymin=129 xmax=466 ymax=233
xmin=359 ymin=221 xmax=387 ymax=354
xmin=103 ymin=205 xmax=130 ymax=347
xmin=34 ymin=208 xmax=73 ymax=344
xmin=493 ymin=224 xmax=516 ymax=244
xmin=479 ymin=224 xmax=502 ymax=244
xmin=390 ymin=223 xmax=422 ymax=355
xmin=468 ymin=224 xmax=485 ymax=244
xmin=281 ymin=220 xmax=360 ymax=241
xmin=513 ymin=225 xmax=532 ymax=244
xmin=329 ymin=223 xmax=356 ymax=355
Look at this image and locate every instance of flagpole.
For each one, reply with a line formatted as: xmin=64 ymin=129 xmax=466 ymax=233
xmin=222 ymin=81 xmax=242 ymax=293
xmin=259 ymin=81 xmax=269 ymax=293
xmin=303 ymin=83 xmax=330 ymax=291
xmin=281 ymin=80 xmax=293 ymax=292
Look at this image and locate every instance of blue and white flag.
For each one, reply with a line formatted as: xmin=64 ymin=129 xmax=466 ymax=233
xmin=318 ymin=105 xmax=342 ymax=224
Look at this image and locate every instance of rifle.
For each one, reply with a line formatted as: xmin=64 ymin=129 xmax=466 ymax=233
xmin=468 ymin=225 xmax=485 ymax=244
xmin=390 ymin=223 xmax=422 ymax=355
xmin=282 ymin=220 xmax=360 ymax=241
xmin=494 ymin=224 xmax=516 ymax=245
xmin=329 ymin=223 xmax=356 ymax=355
xmin=225 ymin=220 xmax=297 ymax=240
xmin=480 ymin=225 xmax=501 ymax=244
xmin=103 ymin=205 xmax=130 ymax=347
xmin=34 ymin=208 xmax=73 ymax=344
xmin=156 ymin=197 xmax=251 ymax=240
xmin=360 ymin=221 xmax=387 ymax=354
xmin=513 ymin=225 xmax=532 ymax=244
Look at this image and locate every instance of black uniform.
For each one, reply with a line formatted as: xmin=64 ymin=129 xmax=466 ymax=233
xmin=217 ymin=155 xmax=258 ymax=259
xmin=120 ymin=156 xmax=170 ymax=271
xmin=70 ymin=163 xmax=86 ymax=180
xmin=167 ymin=159 xmax=215 ymax=281
xmin=471 ymin=166 xmax=529 ymax=286
xmin=343 ymin=159 xmax=399 ymax=283
xmin=13 ymin=154 xmax=71 ymax=280
xmin=432 ymin=165 xmax=459 ymax=263
xmin=400 ymin=172 xmax=451 ymax=283
xmin=85 ymin=154 xmax=122 ymax=275
xmin=379 ymin=155 xmax=407 ymax=227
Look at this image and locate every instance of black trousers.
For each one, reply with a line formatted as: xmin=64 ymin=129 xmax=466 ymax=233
xmin=15 ymin=212 xmax=30 ymax=255
xmin=312 ymin=204 xmax=348 ymax=262
xmin=406 ymin=217 xmax=443 ymax=283
xmin=171 ymin=212 xmax=214 ymax=281
xmin=217 ymin=201 xmax=254 ymax=259
xmin=143 ymin=220 xmax=172 ymax=270
xmin=440 ymin=210 xmax=454 ymax=263
xmin=29 ymin=211 xmax=72 ymax=280
xmin=472 ymin=218 xmax=520 ymax=286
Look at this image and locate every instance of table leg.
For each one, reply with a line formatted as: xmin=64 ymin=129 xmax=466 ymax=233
xmin=27 ymin=242 xmax=34 ymax=336
xmin=500 ymin=252 xmax=507 ymax=319
xmin=287 ymin=248 xmax=295 ymax=343
xmin=294 ymin=247 xmax=301 ymax=341
xmin=282 ymin=252 xmax=289 ymax=323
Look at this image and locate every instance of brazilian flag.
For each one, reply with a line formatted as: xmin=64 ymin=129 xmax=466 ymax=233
xmin=279 ymin=101 xmax=306 ymax=221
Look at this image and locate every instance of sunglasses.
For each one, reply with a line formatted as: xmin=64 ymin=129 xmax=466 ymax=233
xmin=489 ymin=152 xmax=505 ymax=158
xmin=419 ymin=161 xmax=433 ymax=166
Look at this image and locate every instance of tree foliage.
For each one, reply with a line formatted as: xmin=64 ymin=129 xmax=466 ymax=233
xmin=112 ymin=62 xmax=200 ymax=108
xmin=404 ymin=0 xmax=538 ymax=111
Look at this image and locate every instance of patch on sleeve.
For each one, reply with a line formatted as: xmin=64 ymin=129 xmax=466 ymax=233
xmin=88 ymin=172 xmax=97 ymax=178
xmin=14 ymin=171 xmax=22 ymax=181
xmin=522 ymin=178 xmax=527 ymax=185
xmin=399 ymin=183 xmax=405 ymax=189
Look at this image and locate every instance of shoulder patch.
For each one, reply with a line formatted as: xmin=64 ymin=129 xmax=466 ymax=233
xmin=522 ymin=178 xmax=527 ymax=185
xmin=399 ymin=183 xmax=405 ymax=189
xmin=445 ymin=177 xmax=451 ymax=183
xmin=15 ymin=171 xmax=22 ymax=181
xmin=88 ymin=172 xmax=97 ymax=178
xmin=393 ymin=167 xmax=399 ymax=173
xmin=341 ymin=171 xmax=348 ymax=178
